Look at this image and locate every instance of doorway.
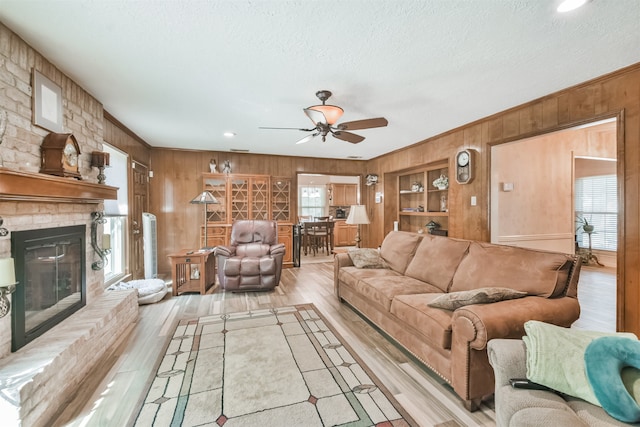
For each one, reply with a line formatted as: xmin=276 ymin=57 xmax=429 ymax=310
xmin=297 ymin=173 xmax=361 ymax=263
xmin=490 ymin=118 xmax=618 ymax=330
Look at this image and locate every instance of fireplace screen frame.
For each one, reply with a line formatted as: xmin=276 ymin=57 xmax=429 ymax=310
xmin=11 ymin=225 xmax=87 ymax=351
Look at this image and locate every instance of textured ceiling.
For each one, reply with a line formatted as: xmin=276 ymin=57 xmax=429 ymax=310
xmin=1 ymin=0 xmax=639 ymax=160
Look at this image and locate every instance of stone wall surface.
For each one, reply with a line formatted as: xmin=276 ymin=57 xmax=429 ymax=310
xmin=0 ymin=22 xmax=138 ymax=427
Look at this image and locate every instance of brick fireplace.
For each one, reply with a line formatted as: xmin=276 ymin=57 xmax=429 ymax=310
xmin=0 ymin=170 xmax=138 ymax=426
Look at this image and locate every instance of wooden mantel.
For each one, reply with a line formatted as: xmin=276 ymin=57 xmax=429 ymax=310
xmin=0 ymin=167 xmax=117 ymax=202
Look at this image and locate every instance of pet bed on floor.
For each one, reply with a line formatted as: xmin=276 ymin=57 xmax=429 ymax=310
xmin=107 ymin=278 xmax=168 ymax=305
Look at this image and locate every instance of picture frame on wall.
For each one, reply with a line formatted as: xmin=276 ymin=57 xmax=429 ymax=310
xmin=32 ymin=69 xmax=63 ymax=133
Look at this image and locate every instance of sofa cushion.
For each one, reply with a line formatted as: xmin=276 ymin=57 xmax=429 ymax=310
xmin=427 ymin=287 xmax=527 ymax=310
xmin=404 ymin=235 xmax=470 ymax=292
xmin=379 ymin=231 xmax=422 ymax=274
xmin=338 ymin=266 xmax=401 ymax=290
xmin=353 ymin=276 xmax=441 ymax=312
xmin=391 ymin=293 xmax=453 ymax=349
xmin=450 ymin=242 xmax=574 ymax=297
xmin=348 ymin=248 xmax=389 ymax=269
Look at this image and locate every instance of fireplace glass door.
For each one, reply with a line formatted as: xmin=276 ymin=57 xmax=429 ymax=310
xmin=11 ymin=225 xmax=86 ymax=351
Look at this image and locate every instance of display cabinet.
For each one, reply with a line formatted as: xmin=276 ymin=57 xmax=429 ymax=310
xmin=271 ymin=177 xmax=292 ymax=222
xmin=200 ymin=173 xmax=293 ymax=267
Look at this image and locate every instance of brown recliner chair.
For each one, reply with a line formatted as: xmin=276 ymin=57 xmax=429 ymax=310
xmin=214 ymin=220 xmax=285 ymax=291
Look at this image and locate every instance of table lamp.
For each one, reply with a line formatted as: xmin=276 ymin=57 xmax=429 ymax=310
xmin=190 ymin=191 xmax=220 ymax=249
xmin=0 ymin=257 xmax=17 ymax=318
xmin=346 ymin=205 xmax=370 ymax=248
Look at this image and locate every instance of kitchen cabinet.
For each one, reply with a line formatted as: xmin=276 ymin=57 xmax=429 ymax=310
xmin=330 ymin=184 xmax=357 ymax=206
xmin=334 ymin=219 xmax=358 ymax=246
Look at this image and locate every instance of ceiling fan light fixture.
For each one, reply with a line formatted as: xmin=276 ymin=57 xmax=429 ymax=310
xmin=308 ymin=104 xmax=344 ymax=125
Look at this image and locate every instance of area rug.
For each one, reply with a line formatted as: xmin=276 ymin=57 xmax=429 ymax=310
xmin=133 ymin=303 xmax=416 ymax=426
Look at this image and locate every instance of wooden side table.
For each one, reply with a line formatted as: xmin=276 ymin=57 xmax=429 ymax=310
xmin=168 ymin=249 xmax=216 ymax=296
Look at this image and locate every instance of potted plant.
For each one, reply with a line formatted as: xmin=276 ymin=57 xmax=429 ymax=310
xmin=576 ymin=216 xmax=594 ymax=234
xmin=433 ymin=174 xmax=448 ymax=190
xmin=575 ymin=216 xmax=604 ymax=266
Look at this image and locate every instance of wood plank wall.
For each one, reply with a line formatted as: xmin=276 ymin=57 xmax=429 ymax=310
xmin=103 ymin=113 xmax=152 ymax=164
xmin=111 ymin=63 xmax=639 ymax=334
xmin=148 ymin=149 xmax=368 ymax=275
xmin=367 ymin=63 xmax=640 ymax=334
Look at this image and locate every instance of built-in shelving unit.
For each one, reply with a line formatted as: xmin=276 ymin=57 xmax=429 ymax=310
xmin=396 ymin=160 xmax=449 ymax=234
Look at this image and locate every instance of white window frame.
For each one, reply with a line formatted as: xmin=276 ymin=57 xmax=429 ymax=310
xmin=575 ymin=174 xmax=617 ymax=252
xmin=299 ymin=185 xmax=326 ymax=219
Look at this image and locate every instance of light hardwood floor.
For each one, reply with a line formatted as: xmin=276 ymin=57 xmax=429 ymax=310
xmin=51 ymin=262 xmax=614 ymax=427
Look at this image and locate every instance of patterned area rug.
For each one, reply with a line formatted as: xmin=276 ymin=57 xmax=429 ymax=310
xmin=133 ymin=303 xmax=416 ymax=426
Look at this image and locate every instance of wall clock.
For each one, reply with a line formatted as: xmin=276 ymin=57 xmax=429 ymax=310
xmin=455 ymin=149 xmax=475 ymax=184
xmin=40 ymin=133 xmax=82 ymax=179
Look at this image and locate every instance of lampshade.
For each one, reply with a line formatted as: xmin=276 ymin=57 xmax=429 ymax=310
xmin=346 ymin=205 xmax=370 ymax=225
xmin=308 ymin=104 xmax=344 ymax=125
xmin=91 ymin=151 xmax=110 ymax=167
xmin=0 ymin=257 xmax=16 ymax=286
xmin=190 ymin=191 xmax=219 ymax=204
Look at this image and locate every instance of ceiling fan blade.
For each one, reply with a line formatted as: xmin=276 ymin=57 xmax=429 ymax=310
xmin=303 ymin=108 xmax=327 ymax=125
xmin=337 ymin=117 xmax=388 ymax=131
xmin=259 ymin=126 xmax=316 ymax=131
xmin=333 ymin=131 xmax=365 ymax=144
xmin=295 ymin=133 xmax=319 ymax=145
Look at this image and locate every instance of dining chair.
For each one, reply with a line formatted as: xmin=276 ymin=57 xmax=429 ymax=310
xmin=306 ymin=220 xmax=334 ymax=255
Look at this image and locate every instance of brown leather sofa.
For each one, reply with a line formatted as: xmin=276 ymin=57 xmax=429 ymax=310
xmin=334 ymin=231 xmax=582 ymax=411
xmin=214 ymin=220 xmax=285 ymax=291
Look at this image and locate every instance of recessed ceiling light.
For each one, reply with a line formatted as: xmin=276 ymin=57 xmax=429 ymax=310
xmin=347 ymin=156 xmax=363 ymax=159
xmin=557 ymin=0 xmax=589 ymax=13
xmin=223 ymin=132 xmax=236 ymax=137
xmin=229 ymin=148 xmax=249 ymax=153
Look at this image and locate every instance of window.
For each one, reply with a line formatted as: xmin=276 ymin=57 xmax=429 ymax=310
xmin=575 ymin=174 xmax=617 ymax=251
xmin=103 ymin=144 xmax=129 ymax=284
xmin=299 ymin=185 xmax=326 ymax=219
xmin=104 ymin=216 xmax=127 ymax=283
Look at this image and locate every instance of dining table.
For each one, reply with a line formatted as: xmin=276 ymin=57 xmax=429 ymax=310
xmin=300 ymin=220 xmax=335 ymax=256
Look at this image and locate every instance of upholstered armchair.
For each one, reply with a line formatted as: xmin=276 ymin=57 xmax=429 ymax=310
xmin=214 ymin=220 xmax=285 ymax=291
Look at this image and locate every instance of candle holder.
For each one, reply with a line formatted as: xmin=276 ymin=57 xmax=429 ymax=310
xmin=91 ymin=151 xmax=110 ymax=184
xmin=0 ymin=257 xmax=17 ymax=318
xmin=91 ymin=211 xmax=111 ymax=270
xmin=0 ymin=282 xmax=17 ymax=318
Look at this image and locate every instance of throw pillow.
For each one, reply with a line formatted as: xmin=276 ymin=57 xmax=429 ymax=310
xmin=585 ymin=336 xmax=640 ymax=423
xmin=348 ymin=248 xmax=389 ymax=269
xmin=523 ymin=320 xmax=638 ymax=406
xmin=427 ymin=287 xmax=527 ymax=310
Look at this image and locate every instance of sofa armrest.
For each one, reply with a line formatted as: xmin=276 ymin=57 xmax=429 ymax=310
xmin=269 ymin=243 xmax=285 ymax=256
xmin=334 ymin=253 xmax=354 ymax=297
xmin=452 ymin=296 xmax=580 ymax=350
xmin=214 ymin=245 xmax=235 ymax=258
xmin=487 ymin=339 xmax=527 ymax=387
xmin=335 ymin=252 xmax=354 ymax=268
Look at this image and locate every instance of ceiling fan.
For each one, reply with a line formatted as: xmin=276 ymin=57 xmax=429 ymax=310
xmin=260 ymin=90 xmax=388 ymax=144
